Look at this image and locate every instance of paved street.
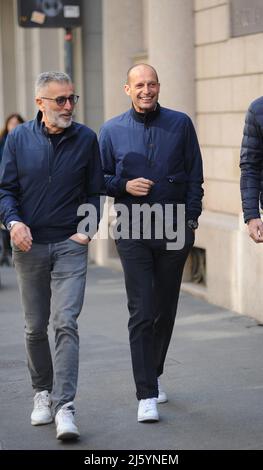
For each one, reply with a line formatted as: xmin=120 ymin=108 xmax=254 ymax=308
xmin=0 ymin=264 xmax=263 ymax=450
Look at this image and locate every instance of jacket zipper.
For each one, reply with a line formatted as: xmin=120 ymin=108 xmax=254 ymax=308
xmin=47 ymin=131 xmax=73 ymax=183
xmin=144 ymin=124 xmax=154 ymax=167
xmin=48 ymin=138 xmax=52 ymax=183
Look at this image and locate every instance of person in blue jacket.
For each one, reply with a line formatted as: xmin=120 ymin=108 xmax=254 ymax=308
xmin=0 ymin=113 xmax=24 ymax=162
xmin=0 ymin=113 xmax=24 ymax=265
xmin=99 ymin=64 xmax=204 ymax=423
xmin=240 ymin=97 xmax=263 ymax=242
xmin=0 ymin=71 xmax=105 ymax=441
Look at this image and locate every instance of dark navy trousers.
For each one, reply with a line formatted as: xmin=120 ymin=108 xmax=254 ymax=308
xmin=116 ymin=231 xmax=194 ymax=400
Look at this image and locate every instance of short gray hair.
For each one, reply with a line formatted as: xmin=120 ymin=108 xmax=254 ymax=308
xmin=35 ymin=71 xmax=72 ymax=96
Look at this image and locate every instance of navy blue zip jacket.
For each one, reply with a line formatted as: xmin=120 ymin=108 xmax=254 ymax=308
xmin=240 ymin=96 xmax=263 ymax=223
xmin=0 ymin=111 xmax=105 ymax=243
xmin=99 ymin=104 xmax=203 ymax=221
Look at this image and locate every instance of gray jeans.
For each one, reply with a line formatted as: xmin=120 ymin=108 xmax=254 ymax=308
xmin=13 ymin=238 xmax=88 ymax=414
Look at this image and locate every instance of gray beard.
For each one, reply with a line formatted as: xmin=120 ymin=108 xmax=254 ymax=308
xmin=55 ymin=116 xmax=72 ymax=128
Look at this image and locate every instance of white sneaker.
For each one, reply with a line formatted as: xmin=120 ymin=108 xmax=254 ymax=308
xmin=157 ymin=378 xmax=168 ymax=404
xmin=31 ymin=390 xmax=53 ymax=426
xmin=137 ymin=398 xmax=159 ymax=422
xmin=55 ymin=402 xmax=80 ymax=440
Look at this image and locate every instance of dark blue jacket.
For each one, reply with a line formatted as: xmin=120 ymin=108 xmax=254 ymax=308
xmin=0 ymin=112 xmax=105 ymax=243
xmin=99 ymin=104 xmax=203 ymax=221
xmin=240 ymin=96 xmax=263 ymax=222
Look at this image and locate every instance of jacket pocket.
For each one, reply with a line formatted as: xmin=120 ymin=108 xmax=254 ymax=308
xmin=165 ymin=175 xmax=186 ymax=201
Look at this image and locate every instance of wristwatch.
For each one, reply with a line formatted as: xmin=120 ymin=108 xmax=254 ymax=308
xmin=6 ymin=221 xmax=20 ymax=231
xmin=187 ymin=219 xmax=199 ymax=230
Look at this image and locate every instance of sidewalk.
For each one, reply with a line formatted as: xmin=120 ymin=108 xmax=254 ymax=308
xmin=0 ymin=264 xmax=263 ymax=450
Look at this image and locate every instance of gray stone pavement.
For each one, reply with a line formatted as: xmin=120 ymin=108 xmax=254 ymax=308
xmin=0 ymin=264 xmax=263 ymax=450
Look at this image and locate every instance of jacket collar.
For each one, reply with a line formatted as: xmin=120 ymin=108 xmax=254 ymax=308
xmin=35 ymin=110 xmax=78 ymax=138
xmin=130 ymin=102 xmax=160 ymax=125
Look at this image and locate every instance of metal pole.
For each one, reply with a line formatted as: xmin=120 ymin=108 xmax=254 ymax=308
xmin=64 ymin=27 xmax=73 ymax=80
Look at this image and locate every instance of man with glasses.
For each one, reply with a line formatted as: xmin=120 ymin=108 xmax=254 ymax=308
xmin=0 ymin=71 xmax=105 ymax=440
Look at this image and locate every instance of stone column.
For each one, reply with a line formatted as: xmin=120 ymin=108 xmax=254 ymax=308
xmin=102 ymin=0 xmax=143 ymax=120
xmin=82 ymin=0 xmax=103 ymax=132
xmin=0 ymin=1 xmax=4 ymax=126
xmin=148 ymin=0 xmax=195 ymax=120
xmin=0 ymin=0 xmax=17 ymax=122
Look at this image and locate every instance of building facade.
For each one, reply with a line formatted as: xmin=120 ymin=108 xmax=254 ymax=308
xmin=1 ymin=0 xmax=263 ymax=320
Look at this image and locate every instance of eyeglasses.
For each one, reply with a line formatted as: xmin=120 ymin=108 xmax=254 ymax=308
xmin=40 ymin=94 xmax=79 ymax=107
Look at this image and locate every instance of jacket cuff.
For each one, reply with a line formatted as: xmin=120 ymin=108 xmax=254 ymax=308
xmin=118 ymin=178 xmax=129 ymax=194
xmin=185 ymin=211 xmax=200 ymax=222
xmin=5 ymin=216 xmax=23 ymax=227
xmin=244 ymin=212 xmax=261 ymax=223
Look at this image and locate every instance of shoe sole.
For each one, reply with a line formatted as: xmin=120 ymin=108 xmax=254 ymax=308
xmin=31 ymin=417 xmax=53 ymax=426
xmin=56 ymin=431 xmax=80 ymax=440
xmin=138 ymin=416 xmax=159 ymax=423
xmin=157 ymin=397 xmax=168 ymax=404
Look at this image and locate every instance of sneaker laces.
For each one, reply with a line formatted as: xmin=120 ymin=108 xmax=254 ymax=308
xmin=57 ymin=402 xmax=75 ymax=424
xmin=143 ymin=398 xmax=157 ymax=411
xmin=34 ymin=392 xmax=50 ymax=410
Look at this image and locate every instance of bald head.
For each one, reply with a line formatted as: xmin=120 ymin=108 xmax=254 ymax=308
xmin=124 ymin=63 xmax=160 ymax=114
xmin=126 ymin=64 xmax=159 ymax=85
